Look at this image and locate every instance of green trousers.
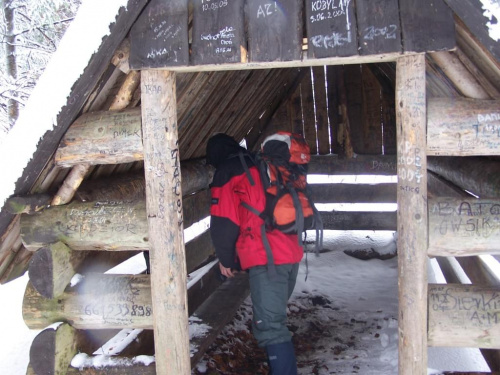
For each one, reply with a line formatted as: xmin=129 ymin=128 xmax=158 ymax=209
xmin=249 ymin=263 xmax=300 ymax=347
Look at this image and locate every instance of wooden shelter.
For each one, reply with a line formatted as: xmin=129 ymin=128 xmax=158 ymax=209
xmin=0 ymin=0 xmax=499 ymax=374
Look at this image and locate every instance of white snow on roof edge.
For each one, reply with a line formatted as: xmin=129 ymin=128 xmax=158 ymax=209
xmin=480 ymin=0 xmax=500 ymax=41
xmin=0 ymin=0 xmax=130 ymax=208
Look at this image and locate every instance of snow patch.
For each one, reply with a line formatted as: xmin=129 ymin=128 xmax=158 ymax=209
xmin=480 ymin=0 xmax=500 ymax=41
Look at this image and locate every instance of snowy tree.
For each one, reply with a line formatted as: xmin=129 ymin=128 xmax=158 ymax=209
xmin=0 ymin=0 xmax=81 ymax=133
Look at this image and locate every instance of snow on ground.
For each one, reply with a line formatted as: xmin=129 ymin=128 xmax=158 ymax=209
xmin=0 ymin=274 xmax=40 ymax=375
xmin=193 ymin=230 xmax=491 ymax=375
xmin=0 ymin=230 xmax=492 ymax=374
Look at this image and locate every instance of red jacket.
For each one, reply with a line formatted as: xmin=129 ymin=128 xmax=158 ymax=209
xmin=210 ymin=154 xmax=303 ymax=270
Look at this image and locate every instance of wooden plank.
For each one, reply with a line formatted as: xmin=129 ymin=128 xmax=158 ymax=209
xmin=326 ymin=65 xmax=341 ymax=154
xmin=310 ymin=183 xmax=396 ymax=203
xmin=180 ymin=71 xmax=246 ymax=157
xmin=308 ymin=154 xmax=397 ymax=175
xmin=151 ymin=51 xmax=403 ymax=73
xmin=427 ymin=97 xmax=500 ymax=156
xmin=428 ymin=283 xmax=500 ymax=348
xmin=246 ymin=0 xmax=302 ymax=62
xmin=176 ymin=72 xmax=214 ymax=122
xmin=182 ymin=189 xmax=211 ymax=229
xmin=141 ymin=70 xmax=190 ymax=374
xmin=355 ymin=0 xmax=401 ymax=55
xmin=361 ymin=66 xmax=383 ymax=154
xmin=288 ymin=82 xmax=304 ymax=134
xmin=396 ymin=54 xmax=428 ymax=374
xmin=191 ymin=0 xmax=245 ymax=64
xmin=428 ymin=198 xmax=500 ymax=257
xmin=380 ymin=71 xmax=397 ymax=154
xmin=302 ymin=68 xmax=318 ymax=154
xmin=190 ymin=272 xmax=250 ymax=364
xmin=229 ymin=69 xmax=301 ymax=151
xmin=343 ymin=65 xmax=363 ymax=154
xmin=129 ymin=0 xmax=189 ymax=69
xmin=443 ymin=0 xmax=500 ymax=63
xmin=399 ymin=0 xmax=455 ymax=53
xmin=305 ymin=0 xmax=358 ymax=58
xmin=185 ymin=231 xmax=215 ymax=274
xmin=313 ymin=66 xmax=330 ymax=155
xmin=321 ymin=210 xmax=396 ymax=231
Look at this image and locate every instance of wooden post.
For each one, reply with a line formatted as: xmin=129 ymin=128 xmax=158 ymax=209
xmin=141 ymin=70 xmax=190 ymax=374
xmin=396 ymin=54 xmax=428 ymax=374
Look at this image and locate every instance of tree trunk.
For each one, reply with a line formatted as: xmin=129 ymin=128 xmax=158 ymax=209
xmin=21 ymin=192 xmax=210 ymax=251
xmin=2 ymin=0 xmax=19 ymax=127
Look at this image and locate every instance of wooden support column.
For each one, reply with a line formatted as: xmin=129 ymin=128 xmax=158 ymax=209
xmin=141 ymin=70 xmax=190 ymax=374
xmin=396 ymin=54 xmax=428 ymax=375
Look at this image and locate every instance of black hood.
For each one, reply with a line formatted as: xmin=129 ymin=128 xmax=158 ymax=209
xmin=206 ymin=133 xmax=245 ymax=168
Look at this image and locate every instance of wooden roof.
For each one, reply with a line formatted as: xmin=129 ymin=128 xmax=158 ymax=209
xmin=0 ymin=0 xmax=499 ymax=283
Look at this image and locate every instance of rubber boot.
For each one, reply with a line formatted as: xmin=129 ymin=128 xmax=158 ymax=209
xmin=266 ymin=341 xmax=298 ymax=375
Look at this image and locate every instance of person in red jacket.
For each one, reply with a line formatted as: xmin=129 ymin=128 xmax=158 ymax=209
xmin=206 ymin=133 xmax=303 ymax=375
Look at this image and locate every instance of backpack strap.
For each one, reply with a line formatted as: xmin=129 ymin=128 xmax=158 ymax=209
xmin=238 ymin=151 xmax=255 ymax=186
xmin=288 ymin=186 xmax=304 ymax=246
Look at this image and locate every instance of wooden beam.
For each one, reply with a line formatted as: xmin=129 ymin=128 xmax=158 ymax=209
xmin=427 ymin=156 xmax=500 ymax=198
xmin=310 ymin=183 xmax=396 ymax=203
xmin=28 ymin=242 xmax=139 ymax=299
xmin=428 ymin=283 xmax=500 ymax=348
xmin=427 ymin=170 xmax=471 ymax=200
xmin=141 ymin=69 xmax=190 ymax=374
xmin=5 ymin=194 xmax=51 ymax=214
xmin=435 ymin=255 xmax=500 ymax=371
xmin=427 ymin=97 xmax=500 ymax=156
xmin=22 ymin=268 xmax=236 ymax=333
xmin=20 ymin=200 xmax=149 ymax=251
xmin=77 ymin=161 xmax=213 ymax=199
xmin=55 ymin=108 xmax=143 ymax=167
xmin=396 ymin=54 xmax=428 ymax=374
xmin=321 ymin=211 xmax=396 ymax=231
xmin=428 ymin=197 xmax=500 ymax=257
xmin=21 ymin=191 xmax=211 ymax=251
xmin=23 ymin=274 xmax=153 ymax=330
xmin=308 ymin=155 xmax=397 ymax=175
xmin=429 ymin=51 xmax=491 ymax=100
xmin=51 ymin=164 xmax=90 ymax=206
